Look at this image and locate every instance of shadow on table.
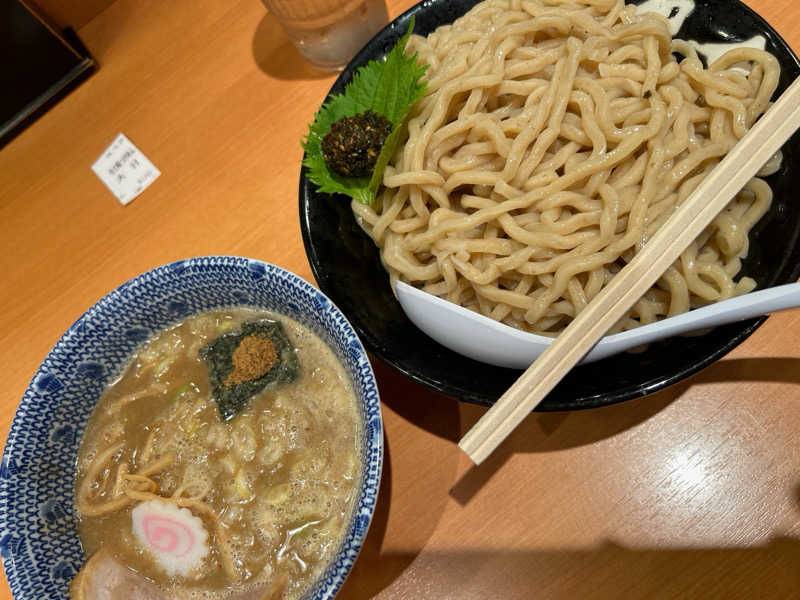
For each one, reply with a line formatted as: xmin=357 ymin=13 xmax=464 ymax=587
xmin=336 ymin=359 xmax=463 ymax=598
xmin=349 ymin=356 xmax=800 ymax=597
xmin=344 ymin=538 xmax=800 ymax=599
xmin=373 ymin=354 xmax=800 ymax=504
xmin=372 ymin=358 xmax=463 ymax=442
xmin=678 ymin=356 xmax=800 ymax=386
xmin=375 ymin=355 xmax=683 ymax=451
xmin=336 ymin=429 xmax=399 ymax=599
xmin=449 ymin=385 xmax=682 ymax=505
xmin=251 ymin=14 xmax=336 ymax=81
xmin=380 ymin=355 xmax=800 ymax=442
xmin=451 ymin=356 xmax=800 ymax=504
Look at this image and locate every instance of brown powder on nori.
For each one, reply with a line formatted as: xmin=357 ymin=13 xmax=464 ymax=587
xmin=225 ymin=335 xmax=278 ymax=386
xmin=201 ymin=319 xmax=299 ymax=420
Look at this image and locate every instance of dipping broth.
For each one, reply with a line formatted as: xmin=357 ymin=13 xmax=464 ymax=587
xmin=73 ymin=309 xmax=362 ymax=599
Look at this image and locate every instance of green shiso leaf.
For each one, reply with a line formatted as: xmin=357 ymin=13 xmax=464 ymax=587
xmin=301 ymin=17 xmax=428 ymax=206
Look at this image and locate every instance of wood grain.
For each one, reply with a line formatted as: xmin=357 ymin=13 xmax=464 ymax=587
xmin=2 ymin=0 xmax=800 ymax=598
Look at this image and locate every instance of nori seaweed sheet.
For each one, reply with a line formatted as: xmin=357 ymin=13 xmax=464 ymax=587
xmin=200 ymin=319 xmax=299 ymax=420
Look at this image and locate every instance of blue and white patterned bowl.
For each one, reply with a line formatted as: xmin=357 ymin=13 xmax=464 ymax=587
xmin=0 ymin=256 xmax=383 ymax=600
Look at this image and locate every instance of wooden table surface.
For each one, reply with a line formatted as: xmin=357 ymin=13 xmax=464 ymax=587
xmin=3 ymin=0 xmax=800 ymax=598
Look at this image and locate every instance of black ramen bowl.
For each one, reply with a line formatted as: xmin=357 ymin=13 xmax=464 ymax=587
xmin=300 ymin=0 xmax=800 ymax=410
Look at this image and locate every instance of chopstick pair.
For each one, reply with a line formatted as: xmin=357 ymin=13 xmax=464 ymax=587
xmin=460 ymin=76 xmax=800 ymax=465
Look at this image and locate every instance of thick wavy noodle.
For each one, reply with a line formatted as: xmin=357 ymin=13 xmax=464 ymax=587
xmin=352 ymin=0 xmax=781 ymax=335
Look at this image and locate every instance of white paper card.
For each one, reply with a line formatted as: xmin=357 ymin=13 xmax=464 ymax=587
xmin=92 ymin=133 xmax=161 ymax=205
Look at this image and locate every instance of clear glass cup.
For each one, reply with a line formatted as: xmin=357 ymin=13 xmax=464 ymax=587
xmin=262 ymin=0 xmax=389 ymax=70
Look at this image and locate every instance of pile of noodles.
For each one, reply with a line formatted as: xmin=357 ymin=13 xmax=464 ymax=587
xmin=351 ymin=0 xmax=780 ymax=335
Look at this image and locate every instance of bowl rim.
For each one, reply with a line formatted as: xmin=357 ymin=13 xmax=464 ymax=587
xmin=0 ymin=255 xmax=383 ymax=600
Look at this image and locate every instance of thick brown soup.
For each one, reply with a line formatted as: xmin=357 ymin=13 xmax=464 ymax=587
xmin=73 ymin=309 xmax=361 ymax=599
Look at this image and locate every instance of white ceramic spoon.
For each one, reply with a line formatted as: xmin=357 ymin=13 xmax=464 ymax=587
xmin=396 ymin=281 xmax=800 ymax=369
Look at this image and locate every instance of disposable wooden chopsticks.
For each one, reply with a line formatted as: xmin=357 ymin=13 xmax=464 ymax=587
xmin=459 ymin=76 xmax=800 ymax=465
